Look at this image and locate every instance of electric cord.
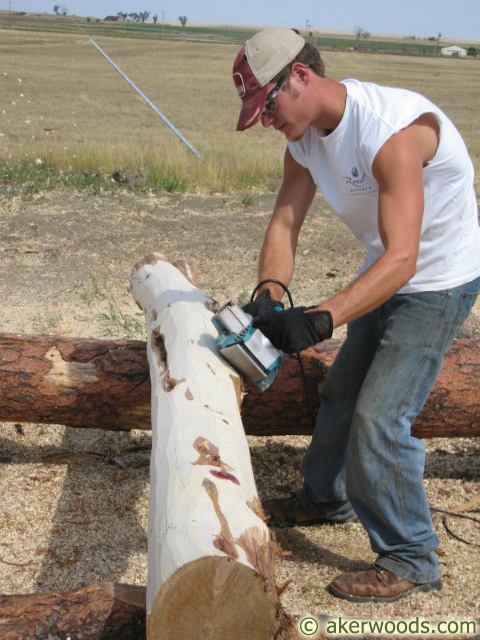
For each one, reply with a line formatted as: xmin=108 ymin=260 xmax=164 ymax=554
xmin=250 ymin=283 xmax=480 ymax=548
xmin=250 ymin=280 xmax=317 ymax=428
xmin=251 ymin=282 xmax=480 ymax=548
xmin=430 ymin=507 xmax=480 ymax=548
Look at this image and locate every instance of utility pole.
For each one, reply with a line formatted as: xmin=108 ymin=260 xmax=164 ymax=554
xmin=8 ymin=0 xmax=11 ymax=29
xmin=305 ymin=19 xmax=310 ymax=39
xmin=162 ymin=10 xmax=164 ymax=39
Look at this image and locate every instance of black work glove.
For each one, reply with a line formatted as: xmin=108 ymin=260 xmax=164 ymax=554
xmin=252 ymin=306 xmax=333 ymax=354
xmin=242 ymin=288 xmax=284 ymax=317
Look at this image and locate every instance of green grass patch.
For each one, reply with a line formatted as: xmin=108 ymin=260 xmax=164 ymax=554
xmin=81 ymin=274 xmax=146 ymax=340
xmin=99 ymin=297 xmax=146 ymax=340
xmin=0 ymin=161 xmax=113 ymax=196
xmin=144 ymin=166 xmax=189 ymax=193
xmin=0 ymin=161 xmax=192 ymax=198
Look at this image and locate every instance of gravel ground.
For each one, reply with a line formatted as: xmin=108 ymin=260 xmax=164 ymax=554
xmin=0 ymin=189 xmax=479 ymax=638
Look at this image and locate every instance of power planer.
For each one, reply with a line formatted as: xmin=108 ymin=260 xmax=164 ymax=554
xmin=212 ymin=301 xmax=283 ymax=392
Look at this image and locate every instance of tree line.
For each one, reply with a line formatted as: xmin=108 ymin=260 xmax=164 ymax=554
xmin=117 ymin=11 xmax=152 ymax=23
xmin=116 ymin=12 xmax=188 ymax=26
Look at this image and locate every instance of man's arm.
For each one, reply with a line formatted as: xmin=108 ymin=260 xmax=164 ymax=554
xmin=257 ymin=147 xmax=317 ymax=301
xmin=309 ymin=116 xmax=439 ymax=328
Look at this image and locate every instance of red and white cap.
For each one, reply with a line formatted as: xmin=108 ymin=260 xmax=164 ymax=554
xmin=233 ymin=28 xmax=305 ymax=131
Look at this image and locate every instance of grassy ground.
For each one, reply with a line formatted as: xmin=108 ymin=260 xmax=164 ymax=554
xmin=1 ymin=26 xmax=480 ymax=195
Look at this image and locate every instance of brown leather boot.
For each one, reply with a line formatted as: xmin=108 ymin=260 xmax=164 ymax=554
xmin=328 ymin=565 xmax=442 ymax=602
xmin=262 ymin=494 xmax=357 ymax=527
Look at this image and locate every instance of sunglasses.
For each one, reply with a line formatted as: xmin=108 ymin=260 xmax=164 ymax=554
xmin=263 ymin=77 xmax=285 ymax=116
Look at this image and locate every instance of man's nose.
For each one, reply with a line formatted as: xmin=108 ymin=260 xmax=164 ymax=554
xmin=261 ymin=112 xmax=275 ymax=128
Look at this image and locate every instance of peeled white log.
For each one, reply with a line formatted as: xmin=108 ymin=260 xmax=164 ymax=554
xmin=130 ymin=254 xmax=289 ymax=639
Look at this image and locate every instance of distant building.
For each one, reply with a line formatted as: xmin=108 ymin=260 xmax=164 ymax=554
xmin=104 ymin=15 xmax=120 ymax=21
xmin=441 ymin=45 xmax=467 ymax=57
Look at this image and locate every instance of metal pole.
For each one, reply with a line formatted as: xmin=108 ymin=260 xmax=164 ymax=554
xmin=69 ymin=15 xmax=201 ymax=158
xmin=89 ymin=38 xmax=202 ymax=158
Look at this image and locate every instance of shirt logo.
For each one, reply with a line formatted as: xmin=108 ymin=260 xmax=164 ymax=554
xmin=343 ymin=166 xmax=377 ymax=195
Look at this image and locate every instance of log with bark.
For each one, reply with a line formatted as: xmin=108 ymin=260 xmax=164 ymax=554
xmin=130 ymin=254 xmax=292 ymax=639
xmin=0 ymin=583 xmax=146 ymax=640
xmin=0 ymin=334 xmax=479 ymax=438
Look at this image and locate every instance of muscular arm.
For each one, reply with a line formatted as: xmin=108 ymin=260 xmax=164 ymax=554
xmin=258 ymin=147 xmax=317 ymax=300
xmin=310 ymin=115 xmax=439 ymax=328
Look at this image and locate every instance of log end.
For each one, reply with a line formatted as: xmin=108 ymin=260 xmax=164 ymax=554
xmin=147 ymin=556 xmax=293 ymax=640
xmin=132 ymin=252 xmax=168 ymax=273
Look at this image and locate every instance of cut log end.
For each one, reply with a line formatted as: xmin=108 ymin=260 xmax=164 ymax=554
xmin=147 ymin=556 xmax=293 ymax=640
xmin=132 ymin=252 xmax=168 ymax=273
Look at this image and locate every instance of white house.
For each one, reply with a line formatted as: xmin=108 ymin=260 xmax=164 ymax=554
xmin=441 ymin=45 xmax=467 ymax=57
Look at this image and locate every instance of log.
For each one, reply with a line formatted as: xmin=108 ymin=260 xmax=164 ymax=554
xmin=130 ymin=254 xmax=292 ymax=639
xmin=0 ymin=583 xmax=146 ymax=639
xmin=0 ymin=333 xmax=151 ymax=430
xmin=0 ymin=334 xmax=479 ymax=438
xmin=244 ymin=338 xmax=480 ymax=439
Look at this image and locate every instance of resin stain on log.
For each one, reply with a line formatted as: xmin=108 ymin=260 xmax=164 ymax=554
xmin=44 ymin=347 xmax=99 ymax=389
xmin=230 ymin=374 xmax=244 ymax=407
xmin=151 ymin=329 xmax=185 ymax=392
xmin=193 ymin=437 xmax=233 ymax=472
xmin=209 ymin=470 xmax=240 ymax=485
xmin=132 ymin=252 xmax=167 ymax=272
xmin=202 ymin=405 xmax=231 ymax=426
xmin=202 ymin=478 xmax=239 ymax=560
xmin=236 ymin=528 xmax=279 ymax=596
xmin=247 ymin=496 xmax=266 ymax=521
xmin=172 ymin=260 xmax=198 ymax=287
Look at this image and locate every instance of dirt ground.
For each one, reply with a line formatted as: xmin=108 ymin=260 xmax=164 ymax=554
xmin=1 ymin=188 xmax=479 ymax=638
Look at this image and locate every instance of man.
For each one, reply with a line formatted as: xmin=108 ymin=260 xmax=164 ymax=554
xmin=232 ymin=28 xmax=480 ymax=603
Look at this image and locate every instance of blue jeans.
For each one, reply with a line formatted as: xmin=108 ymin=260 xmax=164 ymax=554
xmin=297 ymin=276 xmax=480 ymax=584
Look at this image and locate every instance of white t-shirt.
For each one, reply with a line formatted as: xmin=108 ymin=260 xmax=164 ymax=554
xmin=288 ymin=79 xmax=480 ymax=293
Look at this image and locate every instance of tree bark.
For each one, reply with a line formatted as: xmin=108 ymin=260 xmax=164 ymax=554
xmin=1 ymin=334 xmax=478 ymax=438
xmin=243 ymin=338 xmax=480 ymax=439
xmin=0 ymin=583 xmax=146 ymax=640
xmin=130 ymin=254 xmax=291 ymax=639
xmin=0 ymin=333 xmax=151 ymax=430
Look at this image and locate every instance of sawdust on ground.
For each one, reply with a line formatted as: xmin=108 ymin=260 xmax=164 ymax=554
xmin=0 ymin=189 xmax=479 ymax=637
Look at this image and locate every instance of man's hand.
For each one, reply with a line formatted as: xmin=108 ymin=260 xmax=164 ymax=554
xmin=252 ymin=307 xmax=333 ymax=354
xmin=242 ymin=289 xmax=284 ymax=317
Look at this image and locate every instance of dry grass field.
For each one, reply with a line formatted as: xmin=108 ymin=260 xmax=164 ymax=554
xmin=1 ymin=26 xmax=480 ymax=638
xmin=1 ymin=28 xmax=480 ymax=192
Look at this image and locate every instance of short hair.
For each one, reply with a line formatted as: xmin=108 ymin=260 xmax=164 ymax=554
xmin=271 ymin=42 xmax=325 ymax=84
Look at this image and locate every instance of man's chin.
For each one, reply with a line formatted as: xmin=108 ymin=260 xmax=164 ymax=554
xmin=285 ymin=131 xmax=304 ymax=142
xmin=281 ymin=124 xmax=306 ymax=142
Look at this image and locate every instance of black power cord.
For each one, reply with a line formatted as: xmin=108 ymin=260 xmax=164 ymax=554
xmin=430 ymin=507 xmax=480 ymax=548
xmin=250 ymin=282 xmax=480 ymax=549
xmin=250 ymin=279 xmax=317 ymax=429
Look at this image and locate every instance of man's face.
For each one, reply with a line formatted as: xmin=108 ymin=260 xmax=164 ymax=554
xmin=260 ymin=71 xmax=311 ymax=142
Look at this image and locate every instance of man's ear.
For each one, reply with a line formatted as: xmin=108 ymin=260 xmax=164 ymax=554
xmin=290 ymin=62 xmax=310 ymax=85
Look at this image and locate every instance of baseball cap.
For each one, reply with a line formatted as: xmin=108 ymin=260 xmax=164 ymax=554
xmin=233 ymin=28 xmax=305 ymax=131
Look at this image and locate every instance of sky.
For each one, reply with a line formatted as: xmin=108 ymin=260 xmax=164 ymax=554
xmin=3 ymin=0 xmax=480 ymax=42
